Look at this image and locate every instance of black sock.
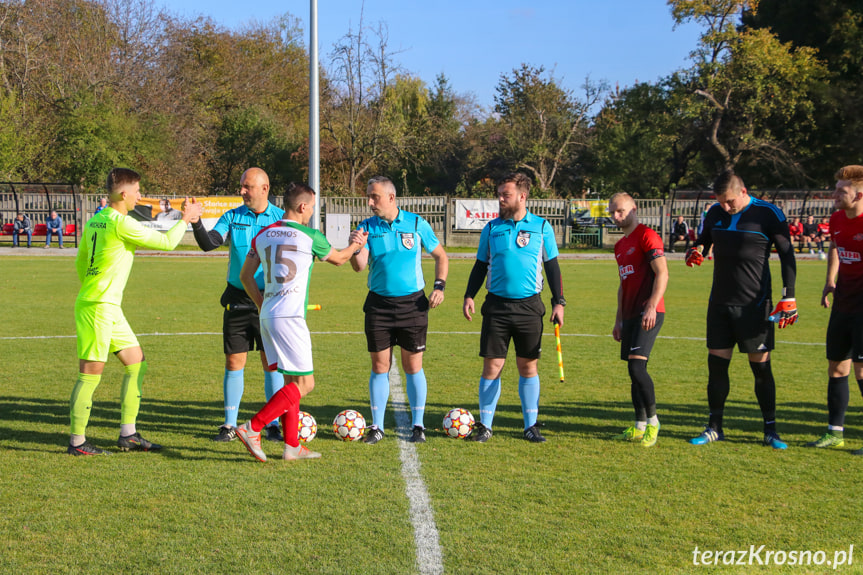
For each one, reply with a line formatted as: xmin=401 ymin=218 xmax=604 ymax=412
xmin=828 ymin=376 xmax=850 ymax=428
xmin=750 ymin=360 xmax=777 ymax=430
xmin=707 ymin=355 xmax=731 ymax=431
xmin=628 ymin=359 xmax=656 ymax=420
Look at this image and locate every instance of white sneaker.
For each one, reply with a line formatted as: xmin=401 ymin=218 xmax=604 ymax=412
xmin=236 ymin=421 xmax=267 ymax=462
xmin=283 ymin=444 xmax=321 ymax=460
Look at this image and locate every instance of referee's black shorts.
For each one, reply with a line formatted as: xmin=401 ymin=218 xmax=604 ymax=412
xmin=220 ymin=283 xmax=263 ymax=355
xmin=480 ymin=293 xmax=545 ymax=359
xmin=826 ymin=308 xmax=863 ymax=362
xmin=363 ymin=290 xmax=429 ymax=353
xmin=706 ymin=300 xmax=773 ymax=354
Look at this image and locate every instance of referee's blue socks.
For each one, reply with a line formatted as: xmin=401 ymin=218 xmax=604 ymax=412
xmin=264 ymin=370 xmax=284 ymax=427
xmin=518 ymin=375 xmax=540 ymax=429
xmin=405 ymin=370 xmax=427 ymax=428
xmin=478 ymin=377 xmax=501 ymax=428
xmin=223 ymin=368 xmax=244 ymax=428
xmin=369 ymin=371 xmax=390 ymax=430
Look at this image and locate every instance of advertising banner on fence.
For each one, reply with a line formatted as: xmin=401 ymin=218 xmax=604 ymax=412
xmin=568 ymin=199 xmax=611 ymax=226
xmin=131 ymin=197 xmax=244 ymax=231
xmin=455 ymin=199 xmax=499 ymax=231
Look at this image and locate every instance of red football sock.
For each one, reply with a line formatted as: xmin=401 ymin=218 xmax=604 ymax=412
xmin=283 ymin=400 xmax=300 ymax=448
xmin=252 ymin=384 xmax=300 ymax=433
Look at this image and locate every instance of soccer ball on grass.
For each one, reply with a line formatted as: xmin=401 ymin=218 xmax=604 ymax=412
xmin=298 ymin=411 xmax=317 ymax=443
xmin=442 ymin=408 xmax=475 ymax=438
xmin=333 ymin=409 xmax=366 ymax=441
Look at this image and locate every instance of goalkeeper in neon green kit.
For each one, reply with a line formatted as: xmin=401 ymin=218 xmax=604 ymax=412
xmin=68 ymin=168 xmax=202 ymax=455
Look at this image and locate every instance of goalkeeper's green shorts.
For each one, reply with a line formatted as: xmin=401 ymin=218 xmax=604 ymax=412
xmin=75 ymin=300 xmax=139 ymax=361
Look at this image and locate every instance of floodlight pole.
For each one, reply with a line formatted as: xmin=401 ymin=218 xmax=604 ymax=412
xmin=309 ymin=0 xmax=321 ymax=230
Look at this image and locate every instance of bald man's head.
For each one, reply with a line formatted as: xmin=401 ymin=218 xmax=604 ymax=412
xmin=239 ymin=168 xmax=271 ymax=213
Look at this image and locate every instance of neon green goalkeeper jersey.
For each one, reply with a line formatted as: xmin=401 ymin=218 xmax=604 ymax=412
xmin=76 ymin=207 xmax=187 ymax=305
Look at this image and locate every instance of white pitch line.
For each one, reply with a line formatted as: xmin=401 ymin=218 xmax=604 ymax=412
xmin=388 ymin=360 xmax=444 ymax=575
xmin=0 ymin=330 xmax=825 ymax=346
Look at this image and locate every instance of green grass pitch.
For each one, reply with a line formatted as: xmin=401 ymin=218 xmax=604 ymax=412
xmin=1 ymin=255 xmax=860 ymax=574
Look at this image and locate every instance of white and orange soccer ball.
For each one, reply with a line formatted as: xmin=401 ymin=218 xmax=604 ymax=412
xmin=333 ymin=409 xmax=366 ymax=441
xmin=298 ymin=411 xmax=317 ymax=443
xmin=443 ymin=408 xmax=475 ymax=438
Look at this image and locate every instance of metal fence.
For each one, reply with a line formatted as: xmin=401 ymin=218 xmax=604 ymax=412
xmin=0 ymin=184 xmax=81 ymax=246
xmin=2 ymin=190 xmax=836 ymax=249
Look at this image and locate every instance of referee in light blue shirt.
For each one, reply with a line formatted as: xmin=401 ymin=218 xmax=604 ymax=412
xmin=191 ymin=167 xmax=287 ymax=443
xmin=349 ymin=176 xmax=449 ymax=445
xmin=463 ymin=172 xmax=565 ymax=443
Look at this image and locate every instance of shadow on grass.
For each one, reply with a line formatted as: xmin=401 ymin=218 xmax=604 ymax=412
xmin=424 ymin=397 xmax=839 ymax=443
xmin=0 ymin=396 xmax=401 ymax=457
xmin=0 ymin=395 xmax=846 ymax=453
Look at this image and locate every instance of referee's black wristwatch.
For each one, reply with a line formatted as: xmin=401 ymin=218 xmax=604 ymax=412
xmin=552 ymin=296 xmax=567 ymax=307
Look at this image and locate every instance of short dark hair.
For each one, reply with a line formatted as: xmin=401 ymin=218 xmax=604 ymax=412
xmin=284 ymin=182 xmax=316 ymax=212
xmin=106 ymin=168 xmax=141 ymax=194
xmin=712 ymin=169 xmax=744 ymax=196
xmin=497 ymin=172 xmax=532 ymax=196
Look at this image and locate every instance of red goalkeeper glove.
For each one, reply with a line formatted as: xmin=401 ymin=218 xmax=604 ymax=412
xmin=685 ymin=247 xmax=704 ymax=267
xmin=769 ymin=298 xmax=798 ymax=328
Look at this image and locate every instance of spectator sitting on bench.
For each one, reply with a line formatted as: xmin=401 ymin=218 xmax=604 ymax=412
xmin=45 ymin=210 xmax=64 ymax=249
xmin=669 ymin=215 xmax=690 ymax=253
xmin=816 ymin=216 xmax=830 ymax=255
xmin=12 ymin=213 xmax=32 ymax=248
xmin=788 ymin=216 xmax=803 ymax=244
xmin=801 ymin=214 xmax=819 ymax=253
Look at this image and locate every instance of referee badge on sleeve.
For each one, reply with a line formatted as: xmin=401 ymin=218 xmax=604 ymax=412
xmin=516 ymin=230 xmax=531 ymax=248
xmin=401 ymin=233 xmax=415 ymax=249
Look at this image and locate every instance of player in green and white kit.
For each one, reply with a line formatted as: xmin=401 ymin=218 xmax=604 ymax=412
xmin=234 ymin=182 xmax=366 ymax=462
xmin=68 ymin=168 xmax=202 ymax=455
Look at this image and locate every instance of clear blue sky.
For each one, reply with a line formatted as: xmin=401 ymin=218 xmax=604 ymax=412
xmin=164 ymin=0 xmax=703 ymax=110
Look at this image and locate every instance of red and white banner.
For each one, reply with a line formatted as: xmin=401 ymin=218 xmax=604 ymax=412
xmin=455 ymin=199 xmax=499 ymax=231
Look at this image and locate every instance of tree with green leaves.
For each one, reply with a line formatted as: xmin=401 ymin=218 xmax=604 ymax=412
xmin=591 ymin=77 xmax=708 ymax=198
xmin=492 ymin=64 xmax=594 ymax=196
xmin=743 ymin=0 xmax=863 ymax=183
xmin=670 ymin=0 xmax=826 ymax=184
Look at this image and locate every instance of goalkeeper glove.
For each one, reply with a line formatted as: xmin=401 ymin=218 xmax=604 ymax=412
xmin=685 ymin=246 xmax=704 ymax=267
xmin=769 ymin=298 xmax=798 ymax=328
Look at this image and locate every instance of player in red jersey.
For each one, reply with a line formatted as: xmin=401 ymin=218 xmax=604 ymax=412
xmin=817 ymin=217 xmax=831 ymax=255
xmin=609 ymin=193 xmax=668 ymax=447
xmin=807 ymin=166 xmax=863 ymax=453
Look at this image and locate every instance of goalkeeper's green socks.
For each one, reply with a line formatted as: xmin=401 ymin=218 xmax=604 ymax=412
xmin=70 ymin=372 xmax=102 ymax=438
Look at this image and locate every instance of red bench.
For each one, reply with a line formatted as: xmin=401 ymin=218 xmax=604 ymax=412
xmin=2 ymin=222 xmax=76 ymax=244
xmin=32 ymin=223 xmax=76 ymax=236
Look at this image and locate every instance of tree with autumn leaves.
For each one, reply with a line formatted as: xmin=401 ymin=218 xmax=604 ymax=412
xmin=0 ymin=0 xmax=856 ymax=197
